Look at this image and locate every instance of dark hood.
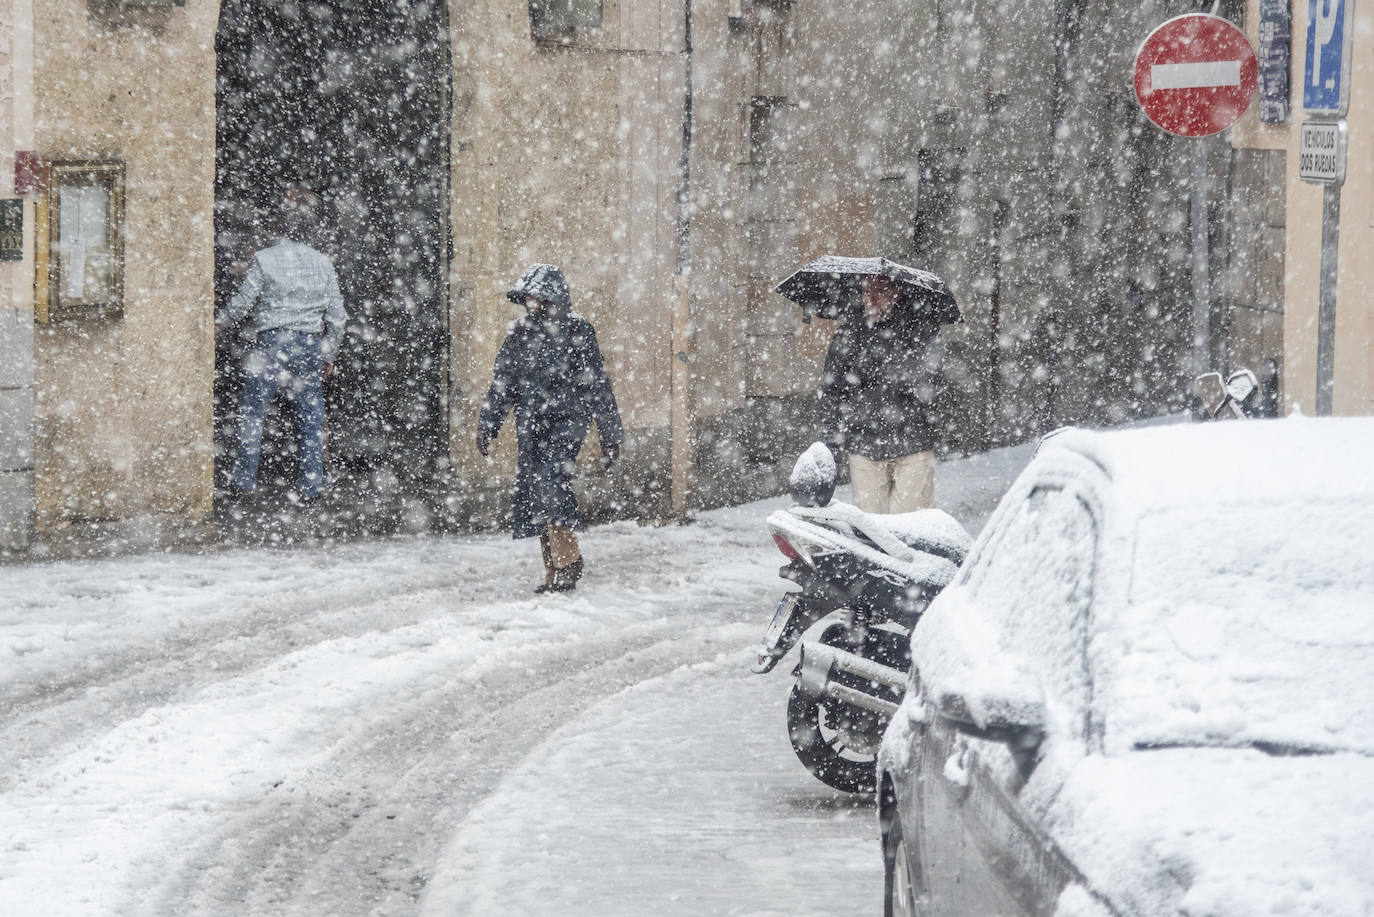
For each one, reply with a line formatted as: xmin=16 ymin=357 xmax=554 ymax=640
xmin=506 ymin=263 xmax=573 ymax=312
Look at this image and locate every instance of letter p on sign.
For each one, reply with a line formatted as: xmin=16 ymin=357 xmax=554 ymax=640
xmin=1304 ymin=0 xmax=1351 ymax=114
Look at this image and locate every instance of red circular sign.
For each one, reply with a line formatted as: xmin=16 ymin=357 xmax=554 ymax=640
xmin=1134 ymin=14 xmax=1257 ymax=137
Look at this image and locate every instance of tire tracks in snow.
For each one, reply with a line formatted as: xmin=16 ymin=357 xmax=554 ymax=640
xmin=0 ymin=515 xmax=772 ymax=781
xmin=0 ymin=538 xmax=564 ymax=792
xmin=142 ymin=620 xmax=753 ymax=917
xmin=0 ymin=513 xmax=784 ymax=916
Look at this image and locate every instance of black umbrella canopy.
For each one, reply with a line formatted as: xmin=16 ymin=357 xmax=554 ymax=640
xmin=774 ymin=256 xmax=961 ymax=324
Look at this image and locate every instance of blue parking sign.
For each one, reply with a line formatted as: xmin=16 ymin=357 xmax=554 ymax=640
xmin=1304 ymin=0 xmax=1354 ymax=114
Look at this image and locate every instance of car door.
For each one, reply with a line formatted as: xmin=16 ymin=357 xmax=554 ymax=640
xmin=917 ymin=482 xmax=1097 ymax=915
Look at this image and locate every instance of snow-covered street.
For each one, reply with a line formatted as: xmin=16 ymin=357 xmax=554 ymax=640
xmin=0 ymin=447 xmax=1028 ymax=917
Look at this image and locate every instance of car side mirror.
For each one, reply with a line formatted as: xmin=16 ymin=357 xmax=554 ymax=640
xmin=912 ymin=592 xmax=1048 ymax=776
xmin=934 ymin=686 xmax=1046 ymax=746
xmin=789 ymin=441 xmax=836 ymax=508
xmin=935 ymin=686 xmax=1045 ymax=779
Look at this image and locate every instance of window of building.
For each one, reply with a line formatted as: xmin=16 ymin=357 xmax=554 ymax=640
xmin=529 ymin=0 xmax=602 ymax=40
xmin=40 ymin=161 xmax=125 ymax=322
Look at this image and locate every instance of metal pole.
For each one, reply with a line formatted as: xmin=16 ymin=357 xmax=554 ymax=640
xmin=1315 ymin=183 xmax=1342 ymax=415
xmin=1190 ymin=143 xmax=1211 ymax=378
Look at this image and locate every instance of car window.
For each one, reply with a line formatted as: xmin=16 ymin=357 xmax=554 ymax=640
xmin=969 ymin=485 xmax=1097 ymax=736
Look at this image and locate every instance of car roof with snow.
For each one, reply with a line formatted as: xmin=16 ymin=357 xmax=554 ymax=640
xmin=1037 ymin=415 xmax=1374 ymax=513
xmin=1028 ymin=416 xmax=1374 ymax=759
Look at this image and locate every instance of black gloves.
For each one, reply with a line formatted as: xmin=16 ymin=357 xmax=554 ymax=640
xmin=477 ymin=428 xmax=492 ymax=457
xmin=601 ymin=442 xmax=621 ymax=469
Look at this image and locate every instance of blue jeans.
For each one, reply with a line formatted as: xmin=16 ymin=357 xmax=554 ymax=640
xmin=231 ymin=329 xmax=325 ymax=499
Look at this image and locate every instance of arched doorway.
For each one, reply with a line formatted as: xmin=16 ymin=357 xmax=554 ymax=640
xmin=214 ymin=0 xmax=451 ymax=514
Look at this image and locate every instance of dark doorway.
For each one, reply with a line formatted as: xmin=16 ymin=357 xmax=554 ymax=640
xmin=214 ymin=0 xmax=451 ymax=510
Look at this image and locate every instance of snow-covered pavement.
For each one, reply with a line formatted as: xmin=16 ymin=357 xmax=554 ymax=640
xmin=0 ymin=447 xmax=1030 ymax=916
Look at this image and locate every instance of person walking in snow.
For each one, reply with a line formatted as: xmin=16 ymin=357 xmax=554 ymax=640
xmin=216 ymin=194 xmax=348 ymax=510
xmin=478 ymin=264 xmax=623 ymax=593
xmin=818 ymin=273 xmax=942 ymax=514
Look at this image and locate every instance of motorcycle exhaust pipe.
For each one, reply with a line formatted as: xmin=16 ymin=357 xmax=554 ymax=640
xmin=796 ymin=641 xmax=905 ymax=717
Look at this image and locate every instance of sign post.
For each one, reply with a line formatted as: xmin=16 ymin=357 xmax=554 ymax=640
xmin=1301 ymin=0 xmax=1354 ymax=415
xmin=1134 ymin=14 xmax=1257 ymax=379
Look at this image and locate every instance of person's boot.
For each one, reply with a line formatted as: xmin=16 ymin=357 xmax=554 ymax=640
xmin=546 ymin=524 xmax=582 ymax=592
xmin=534 ymin=532 xmax=556 ymax=593
xmin=550 ymin=557 xmax=583 ymax=592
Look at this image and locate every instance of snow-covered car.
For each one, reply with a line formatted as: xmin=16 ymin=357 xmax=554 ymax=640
xmin=878 ymin=417 xmax=1374 ymax=917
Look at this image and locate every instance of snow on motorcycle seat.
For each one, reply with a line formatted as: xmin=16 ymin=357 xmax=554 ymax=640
xmin=880 ymin=509 xmax=971 ymax=566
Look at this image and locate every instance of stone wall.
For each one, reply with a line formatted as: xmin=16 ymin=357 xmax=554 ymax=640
xmin=1231 ymin=0 xmax=1374 ymax=416
xmin=463 ymin=0 xmax=1285 ymax=515
xmin=31 ymin=0 xmax=217 ymax=531
xmin=0 ymin=0 xmax=35 ymax=550
xmin=448 ymin=0 xmax=689 ymax=521
xmin=706 ymin=0 xmax=1241 ymax=458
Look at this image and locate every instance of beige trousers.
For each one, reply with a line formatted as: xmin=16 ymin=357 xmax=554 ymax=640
xmin=848 ymin=451 xmax=935 ymax=514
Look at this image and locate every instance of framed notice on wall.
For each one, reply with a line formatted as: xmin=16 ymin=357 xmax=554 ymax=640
xmin=44 ymin=161 xmax=125 ymax=321
xmin=0 ymin=200 xmax=22 ymax=262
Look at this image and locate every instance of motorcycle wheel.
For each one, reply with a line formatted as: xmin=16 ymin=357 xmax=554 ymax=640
xmin=786 ymin=682 xmax=879 ymax=794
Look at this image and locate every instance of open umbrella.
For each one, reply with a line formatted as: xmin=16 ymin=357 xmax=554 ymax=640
xmin=774 ymin=255 xmax=961 ymax=324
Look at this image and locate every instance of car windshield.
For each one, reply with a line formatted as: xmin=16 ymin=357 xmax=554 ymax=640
xmin=1102 ymin=499 xmax=1374 ymax=755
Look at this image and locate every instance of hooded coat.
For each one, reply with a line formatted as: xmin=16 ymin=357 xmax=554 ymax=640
xmin=479 ymin=264 xmax=624 ymax=538
xmin=818 ymin=303 xmax=941 ymax=461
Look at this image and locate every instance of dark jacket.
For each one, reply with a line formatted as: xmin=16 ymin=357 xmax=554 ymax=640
xmin=479 ymin=264 xmax=622 ymax=537
xmin=819 ymin=308 xmax=940 ymax=460
xmin=479 ymin=310 xmax=623 ymax=447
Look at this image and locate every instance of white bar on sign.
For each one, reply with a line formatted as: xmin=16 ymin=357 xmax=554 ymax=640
xmin=1151 ymin=60 xmax=1242 ymax=90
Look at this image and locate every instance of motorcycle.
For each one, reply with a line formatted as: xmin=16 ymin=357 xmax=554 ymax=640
xmin=752 ymin=442 xmax=971 ymax=793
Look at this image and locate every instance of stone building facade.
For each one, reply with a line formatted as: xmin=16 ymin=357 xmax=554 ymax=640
xmin=1 ymin=0 xmax=36 ymax=549
xmin=1232 ymin=0 xmax=1373 ymax=415
xmin=2 ymin=0 xmax=1358 ymax=548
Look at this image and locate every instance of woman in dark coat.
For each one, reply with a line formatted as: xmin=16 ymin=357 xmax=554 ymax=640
xmin=477 ymin=264 xmax=623 ymax=592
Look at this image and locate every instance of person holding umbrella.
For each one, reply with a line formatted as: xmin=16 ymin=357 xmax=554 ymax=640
xmin=477 ymin=264 xmax=623 ymax=592
xmin=775 ymin=256 xmax=959 ymax=514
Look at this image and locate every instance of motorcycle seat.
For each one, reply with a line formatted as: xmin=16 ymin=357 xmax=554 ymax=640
xmin=877 ymin=509 xmax=971 ymax=566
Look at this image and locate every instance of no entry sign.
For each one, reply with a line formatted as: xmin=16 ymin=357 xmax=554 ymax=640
xmin=1134 ymin=14 xmax=1258 ymax=136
